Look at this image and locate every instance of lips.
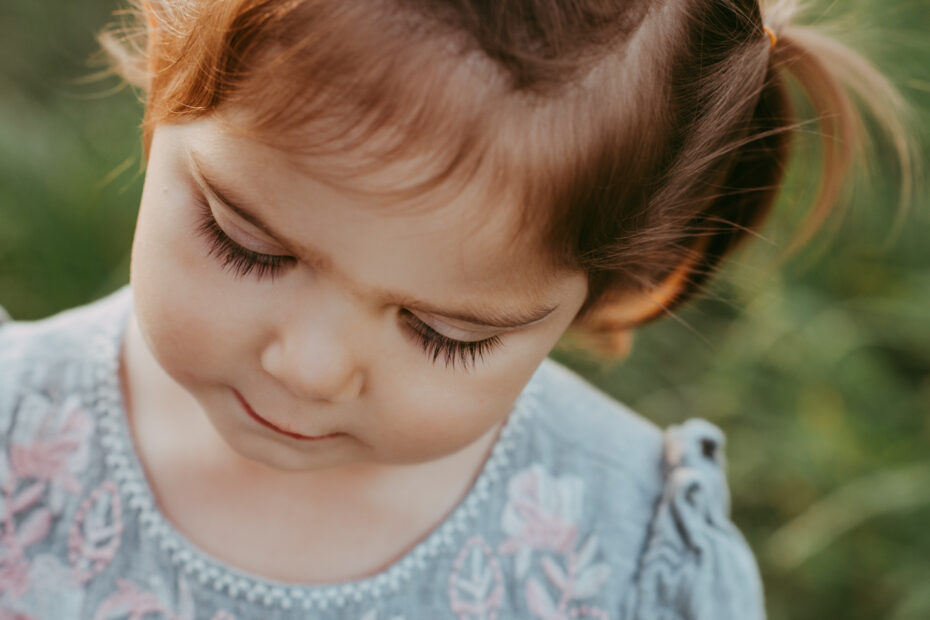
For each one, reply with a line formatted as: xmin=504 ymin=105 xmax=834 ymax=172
xmin=233 ymin=390 xmax=342 ymax=441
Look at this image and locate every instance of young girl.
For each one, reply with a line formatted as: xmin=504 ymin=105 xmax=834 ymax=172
xmin=0 ymin=0 xmax=914 ymax=618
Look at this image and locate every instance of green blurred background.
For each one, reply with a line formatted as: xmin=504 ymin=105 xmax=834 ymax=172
xmin=1 ymin=1 xmax=928 ymax=618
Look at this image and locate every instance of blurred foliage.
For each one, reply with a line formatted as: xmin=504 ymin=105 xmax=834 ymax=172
xmin=1 ymin=1 xmax=928 ymax=619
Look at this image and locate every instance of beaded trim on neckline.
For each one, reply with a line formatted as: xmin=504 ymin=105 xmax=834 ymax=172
xmin=89 ymin=287 xmax=542 ymax=611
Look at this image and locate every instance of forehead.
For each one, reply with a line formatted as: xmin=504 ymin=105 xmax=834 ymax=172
xmin=175 ymin=116 xmax=569 ymax=308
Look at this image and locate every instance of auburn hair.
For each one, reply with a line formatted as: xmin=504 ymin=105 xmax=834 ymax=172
xmin=99 ymin=0 xmax=916 ymax=357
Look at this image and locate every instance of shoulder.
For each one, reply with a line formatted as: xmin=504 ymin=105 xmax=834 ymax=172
xmin=531 ymin=357 xmax=664 ymax=450
xmin=0 ymin=287 xmax=131 ymax=433
xmin=0 ymin=287 xmax=130 ymax=359
xmin=522 ymin=358 xmax=766 ymax=619
xmin=626 ymin=418 xmax=766 ymax=619
xmin=1 ymin=289 xmax=128 ymax=354
xmin=528 ymin=357 xmax=665 ymax=489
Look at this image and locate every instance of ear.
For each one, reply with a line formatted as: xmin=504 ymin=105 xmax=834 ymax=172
xmin=566 ymin=237 xmax=708 ymax=358
xmin=587 ymin=238 xmax=708 ymax=329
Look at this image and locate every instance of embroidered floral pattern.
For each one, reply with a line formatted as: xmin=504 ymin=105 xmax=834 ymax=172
xmin=447 ymin=465 xmax=611 ymax=619
xmin=0 ymin=496 xmax=48 ymax=598
xmin=0 ymin=610 xmax=39 ymax=620
xmin=8 ymin=394 xmax=92 ymax=495
xmin=92 ymin=575 xmax=236 ymax=620
xmin=91 ymin=308 xmax=545 ymax=612
xmin=1 ymin=289 xmax=759 ymax=618
xmin=68 ymin=480 xmax=124 ymax=583
xmin=448 ymin=535 xmax=505 ymax=620
xmin=0 ymin=393 xmax=95 ymax=599
xmin=499 ymin=464 xmax=584 ymax=560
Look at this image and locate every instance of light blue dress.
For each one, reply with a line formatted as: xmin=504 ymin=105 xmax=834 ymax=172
xmin=0 ymin=286 xmax=765 ymax=619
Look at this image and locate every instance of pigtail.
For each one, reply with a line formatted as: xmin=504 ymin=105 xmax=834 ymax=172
xmin=684 ymin=5 xmax=919 ymax=310
xmin=571 ymin=1 xmax=919 ymax=360
xmin=765 ymin=21 xmax=918 ymax=256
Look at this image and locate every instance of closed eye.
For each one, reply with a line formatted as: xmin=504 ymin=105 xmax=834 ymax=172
xmin=195 ymin=197 xmax=296 ymax=281
xmin=194 ymin=197 xmax=503 ymax=370
xmin=400 ymin=310 xmax=503 ymax=371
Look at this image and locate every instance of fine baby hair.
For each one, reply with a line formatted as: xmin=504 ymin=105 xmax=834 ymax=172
xmin=97 ymin=0 xmax=914 ymax=356
xmin=0 ymin=0 xmax=918 ymax=618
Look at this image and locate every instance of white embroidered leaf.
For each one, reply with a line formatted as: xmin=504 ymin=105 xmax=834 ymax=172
xmin=449 ymin=536 xmax=504 ymax=617
xmin=68 ymin=481 xmax=123 ymax=584
xmin=575 ymin=534 xmax=599 ymax=571
xmin=476 ymin=568 xmax=492 ymax=599
xmin=516 ymin=546 xmax=532 ymax=579
xmin=525 ymin=577 xmax=558 ymax=619
xmin=541 ymin=556 xmax=567 ymax=590
xmin=573 ymin=563 xmax=611 ymax=599
xmin=470 ymin=545 xmax=492 ymax=599
xmin=177 ymin=574 xmax=195 ymax=620
xmin=454 ymin=545 xmax=493 ymax=599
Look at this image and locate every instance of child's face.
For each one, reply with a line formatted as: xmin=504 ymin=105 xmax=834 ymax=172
xmin=130 ymin=113 xmax=588 ymax=473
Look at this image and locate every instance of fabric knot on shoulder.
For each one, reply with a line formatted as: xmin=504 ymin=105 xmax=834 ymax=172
xmin=625 ymin=418 xmax=765 ymax=620
xmin=663 ymin=419 xmax=731 ymax=531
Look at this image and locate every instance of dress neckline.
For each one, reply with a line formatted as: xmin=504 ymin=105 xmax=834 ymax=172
xmin=89 ymin=285 xmax=543 ymax=611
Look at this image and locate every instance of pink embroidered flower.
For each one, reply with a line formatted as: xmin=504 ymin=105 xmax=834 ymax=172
xmin=92 ymin=579 xmax=173 ymax=620
xmin=0 ymin=395 xmax=93 ymax=603
xmin=0 ymin=549 xmax=31 ymax=598
xmin=0 ymin=503 xmax=52 ymax=598
xmin=0 ymin=609 xmax=39 ymax=620
xmin=68 ymin=480 xmax=123 ymax=584
xmin=493 ymin=466 xmax=611 ymax=619
xmin=9 ymin=397 xmax=91 ymax=495
xmin=499 ymin=465 xmax=583 ymax=555
xmin=92 ymin=576 xmax=238 ymax=620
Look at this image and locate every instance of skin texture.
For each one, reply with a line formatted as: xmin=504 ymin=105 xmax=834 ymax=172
xmin=118 ymin=112 xmax=608 ymax=579
xmin=127 ymin=113 xmax=591 ymax=473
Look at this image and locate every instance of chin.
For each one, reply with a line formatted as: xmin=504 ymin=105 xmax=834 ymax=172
xmin=240 ymin=450 xmax=327 ymax=473
xmin=214 ymin=424 xmax=357 ymax=473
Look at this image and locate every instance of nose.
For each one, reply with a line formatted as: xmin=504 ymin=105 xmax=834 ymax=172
xmin=260 ymin=310 xmax=365 ymax=404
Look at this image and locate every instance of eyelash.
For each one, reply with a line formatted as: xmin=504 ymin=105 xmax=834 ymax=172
xmin=194 ymin=198 xmax=503 ymax=370
xmin=195 ymin=199 xmax=296 ymax=281
xmin=401 ymin=311 xmax=503 ymax=371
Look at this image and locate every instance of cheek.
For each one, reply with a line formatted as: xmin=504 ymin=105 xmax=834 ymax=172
xmin=372 ymin=360 xmax=537 ymax=463
xmin=130 ymin=189 xmax=245 ymax=387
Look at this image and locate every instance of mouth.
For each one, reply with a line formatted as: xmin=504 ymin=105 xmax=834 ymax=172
xmin=233 ymin=390 xmax=343 ymax=441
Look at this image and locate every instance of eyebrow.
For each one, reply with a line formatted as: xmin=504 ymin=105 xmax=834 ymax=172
xmin=187 ymin=151 xmax=559 ymax=330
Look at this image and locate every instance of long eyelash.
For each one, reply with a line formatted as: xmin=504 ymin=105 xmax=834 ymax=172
xmin=194 ymin=199 xmax=499 ymax=369
xmin=194 ymin=199 xmax=296 ymax=281
xmin=403 ymin=311 xmax=502 ymax=371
